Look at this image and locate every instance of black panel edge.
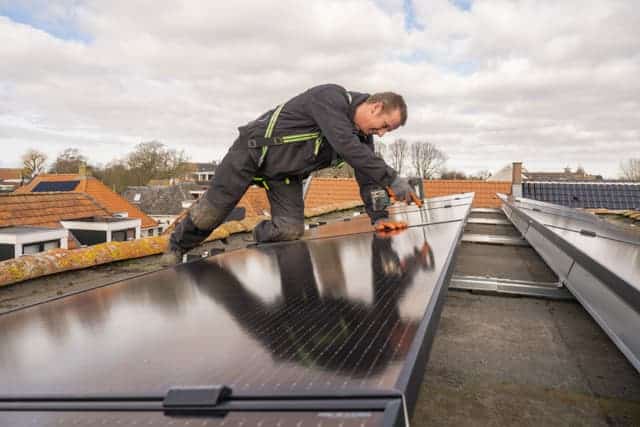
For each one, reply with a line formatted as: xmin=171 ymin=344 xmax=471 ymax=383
xmin=393 ymin=200 xmax=472 ymax=414
xmin=0 ymin=397 xmax=393 ymax=413
xmin=499 ymin=195 xmax=640 ymax=313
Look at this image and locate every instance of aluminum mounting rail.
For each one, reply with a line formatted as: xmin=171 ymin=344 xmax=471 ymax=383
xmin=461 ymin=234 xmax=529 ymax=247
xmin=449 ymin=275 xmax=573 ymax=300
xmin=466 ymin=217 xmax=512 ymax=225
xmin=498 ymin=194 xmax=640 ymax=372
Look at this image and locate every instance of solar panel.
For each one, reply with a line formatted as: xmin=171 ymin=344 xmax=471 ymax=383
xmin=32 ymin=180 xmax=79 ymax=192
xmin=500 ymin=194 xmax=640 ymax=374
xmin=0 ymin=194 xmax=473 ymax=425
xmin=522 ymin=182 xmax=640 ymax=210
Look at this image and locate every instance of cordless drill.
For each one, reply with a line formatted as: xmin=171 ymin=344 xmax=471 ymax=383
xmin=370 ymin=177 xmax=425 ymax=232
xmin=370 ymin=177 xmax=425 ymax=214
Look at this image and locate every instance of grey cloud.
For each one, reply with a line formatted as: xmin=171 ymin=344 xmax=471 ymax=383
xmin=0 ymin=0 xmax=638 ymax=178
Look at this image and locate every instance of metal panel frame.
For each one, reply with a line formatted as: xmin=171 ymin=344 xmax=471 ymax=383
xmin=498 ymin=194 xmax=640 ymax=372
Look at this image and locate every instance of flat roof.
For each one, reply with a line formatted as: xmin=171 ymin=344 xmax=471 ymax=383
xmin=63 ymin=217 xmax=137 ymax=223
xmin=0 ymin=226 xmax=61 ymax=235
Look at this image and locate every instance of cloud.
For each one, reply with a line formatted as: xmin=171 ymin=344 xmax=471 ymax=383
xmin=0 ymin=0 xmax=638 ymax=178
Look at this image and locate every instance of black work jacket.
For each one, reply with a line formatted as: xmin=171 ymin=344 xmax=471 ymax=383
xmin=240 ymin=84 xmax=398 ymax=222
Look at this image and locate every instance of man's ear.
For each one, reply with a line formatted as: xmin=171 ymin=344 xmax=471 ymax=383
xmin=371 ymin=101 xmax=384 ymax=115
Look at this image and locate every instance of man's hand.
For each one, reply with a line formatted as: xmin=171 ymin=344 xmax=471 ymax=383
xmin=387 ymin=176 xmax=422 ymax=207
xmin=374 ymin=219 xmax=408 ymax=236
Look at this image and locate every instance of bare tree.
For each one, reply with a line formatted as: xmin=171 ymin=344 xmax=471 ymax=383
xmin=127 ymin=141 xmax=190 ymax=185
xmin=49 ymin=148 xmax=88 ymax=174
xmin=21 ymin=149 xmax=47 ymax=178
xmin=440 ymin=169 xmax=468 ymax=180
xmin=388 ymin=138 xmax=408 ymax=175
xmin=620 ymin=158 xmax=640 ymax=181
xmin=410 ymin=141 xmax=447 ymax=179
xmin=93 ymin=161 xmax=131 ymax=193
xmin=469 ymin=169 xmax=492 ymax=180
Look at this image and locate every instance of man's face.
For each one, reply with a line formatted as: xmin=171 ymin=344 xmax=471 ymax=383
xmin=355 ymin=102 xmax=402 ymax=137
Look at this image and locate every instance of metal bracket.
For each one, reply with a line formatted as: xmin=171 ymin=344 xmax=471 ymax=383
xmin=467 ymin=218 xmax=512 ymax=225
xmin=461 ymin=233 xmax=529 ymax=247
xmin=449 ymin=275 xmax=574 ymax=300
xmin=163 ymin=386 xmax=232 ymax=409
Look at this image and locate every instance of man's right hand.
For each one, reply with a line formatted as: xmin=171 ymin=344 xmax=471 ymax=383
xmin=387 ymin=176 xmax=422 ymax=206
xmin=374 ymin=219 xmax=408 ymax=233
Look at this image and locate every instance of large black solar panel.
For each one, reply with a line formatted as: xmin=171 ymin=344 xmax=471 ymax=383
xmin=0 ymin=194 xmax=472 ymax=425
xmin=32 ymin=180 xmax=80 ymax=192
xmin=0 ymin=224 xmax=460 ymax=396
xmin=522 ymin=182 xmax=640 ymax=210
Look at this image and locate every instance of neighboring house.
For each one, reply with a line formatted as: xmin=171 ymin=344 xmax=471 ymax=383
xmin=526 ymin=170 xmax=603 ymax=181
xmin=488 ymin=164 xmax=602 ymax=182
xmin=185 ymin=162 xmax=217 ymax=184
xmin=14 ymin=173 xmax=162 ymax=236
xmin=0 ymin=168 xmax=24 ymax=193
xmin=123 ymin=183 xmax=208 ymax=231
xmin=0 ymin=193 xmax=141 ymax=261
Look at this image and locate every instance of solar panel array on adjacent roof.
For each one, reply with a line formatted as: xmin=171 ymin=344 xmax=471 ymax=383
xmin=32 ymin=180 xmax=79 ymax=192
xmin=523 ymin=182 xmax=640 ymax=210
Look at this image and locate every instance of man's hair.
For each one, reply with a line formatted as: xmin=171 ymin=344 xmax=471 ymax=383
xmin=366 ymin=92 xmax=407 ymax=126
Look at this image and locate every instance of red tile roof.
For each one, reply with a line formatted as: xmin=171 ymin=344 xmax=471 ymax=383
xmin=305 ymin=178 xmax=512 ymax=209
xmin=233 ymin=178 xmax=512 ymax=215
xmin=0 ymin=168 xmax=22 ymax=181
xmin=305 ymin=178 xmax=361 ymax=208
xmin=233 ymin=179 xmax=363 ymax=219
xmin=0 ymin=192 xmax=110 ymax=229
xmin=423 ymin=180 xmax=512 ymax=208
xmin=16 ymin=174 xmax=158 ymax=228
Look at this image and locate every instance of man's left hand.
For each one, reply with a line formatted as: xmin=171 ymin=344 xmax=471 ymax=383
xmin=387 ymin=176 xmax=422 ymax=207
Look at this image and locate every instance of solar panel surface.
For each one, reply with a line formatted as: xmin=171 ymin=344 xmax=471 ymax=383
xmin=523 ymin=182 xmax=640 ymax=209
xmin=0 ymin=410 xmax=387 ymax=426
xmin=1 ymin=222 xmax=461 ymax=396
xmin=31 ymin=180 xmax=80 ymax=192
xmin=0 ymin=195 xmax=472 ymax=426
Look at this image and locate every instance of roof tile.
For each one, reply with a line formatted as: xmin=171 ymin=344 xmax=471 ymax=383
xmin=15 ymin=174 xmax=158 ymax=228
xmin=0 ymin=192 xmax=111 ymax=228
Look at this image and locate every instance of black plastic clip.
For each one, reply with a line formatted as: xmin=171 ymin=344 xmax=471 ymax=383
xmin=579 ymin=229 xmax=597 ymax=237
xmin=163 ymin=385 xmax=232 ymax=409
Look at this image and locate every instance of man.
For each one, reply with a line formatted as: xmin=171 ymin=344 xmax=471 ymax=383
xmin=163 ymin=83 xmax=418 ymax=265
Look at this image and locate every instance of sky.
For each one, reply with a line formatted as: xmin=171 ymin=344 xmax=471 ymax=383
xmin=0 ymin=0 xmax=638 ymax=178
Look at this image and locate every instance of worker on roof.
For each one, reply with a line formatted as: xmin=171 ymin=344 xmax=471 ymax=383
xmin=162 ymin=84 xmax=418 ymax=265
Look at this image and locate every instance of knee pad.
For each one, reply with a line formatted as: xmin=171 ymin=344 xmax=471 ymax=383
xmin=253 ymin=219 xmax=304 ymax=242
xmin=278 ymin=222 xmax=305 ymax=241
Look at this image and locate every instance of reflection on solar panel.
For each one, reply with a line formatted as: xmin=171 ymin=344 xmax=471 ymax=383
xmin=0 ymin=411 xmax=390 ymax=426
xmin=0 ymin=194 xmax=473 ymax=426
xmin=522 ymin=182 xmax=640 ymax=210
xmin=32 ymin=180 xmax=80 ymax=192
xmin=1 ymin=410 xmax=385 ymax=427
xmin=499 ymin=194 xmax=640 ymax=373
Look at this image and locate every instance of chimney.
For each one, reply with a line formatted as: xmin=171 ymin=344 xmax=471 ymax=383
xmin=511 ymin=162 xmax=522 ymax=198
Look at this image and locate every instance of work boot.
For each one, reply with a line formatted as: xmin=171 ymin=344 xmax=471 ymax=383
xmin=160 ymin=248 xmax=185 ymax=267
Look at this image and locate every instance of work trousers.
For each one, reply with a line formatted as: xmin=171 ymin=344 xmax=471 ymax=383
xmin=169 ymin=134 xmax=305 ymax=252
